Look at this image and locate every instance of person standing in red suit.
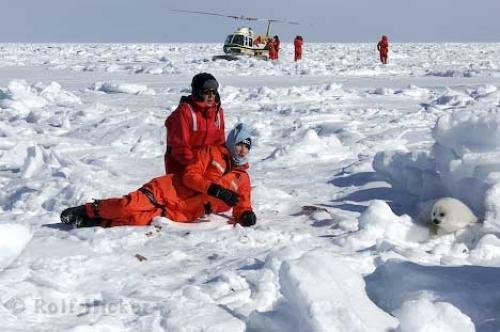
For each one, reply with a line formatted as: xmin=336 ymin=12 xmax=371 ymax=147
xmin=273 ymin=35 xmax=281 ymax=60
xmin=377 ymin=35 xmax=389 ymax=64
xmin=294 ymin=35 xmax=303 ymax=61
xmin=267 ymin=37 xmax=277 ymax=60
xmin=164 ymin=73 xmax=226 ymax=176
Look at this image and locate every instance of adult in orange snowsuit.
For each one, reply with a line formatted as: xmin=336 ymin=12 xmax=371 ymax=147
xmin=267 ymin=38 xmax=277 ymax=60
xmin=164 ymin=73 xmax=225 ymax=176
xmin=60 ymin=124 xmax=256 ymax=228
xmin=294 ymin=35 xmax=303 ymax=61
xmin=377 ymin=35 xmax=389 ymax=64
xmin=273 ymin=35 xmax=281 ymax=60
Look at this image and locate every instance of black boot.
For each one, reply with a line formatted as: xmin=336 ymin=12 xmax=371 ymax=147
xmin=76 ymin=217 xmax=101 ymax=228
xmin=60 ymin=205 xmax=87 ymax=225
xmin=61 ymin=204 xmax=102 ymax=228
xmin=76 ymin=200 xmax=102 ymax=228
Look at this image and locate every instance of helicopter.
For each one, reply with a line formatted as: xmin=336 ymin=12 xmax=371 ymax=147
xmin=170 ymin=9 xmax=300 ymax=61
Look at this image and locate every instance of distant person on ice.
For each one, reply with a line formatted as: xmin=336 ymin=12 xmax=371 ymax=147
xmin=377 ymin=35 xmax=389 ymax=64
xmin=164 ymin=73 xmax=226 ymax=176
xmin=266 ymin=37 xmax=277 ymax=60
xmin=267 ymin=35 xmax=280 ymax=60
xmin=60 ymin=124 xmax=256 ymax=228
xmin=273 ymin=35 xmax=281 ymax=60
xmin=294 ymin=35 xmax=303 ymax=61
xmin=253 ymin=35 xmax=264 ymax=46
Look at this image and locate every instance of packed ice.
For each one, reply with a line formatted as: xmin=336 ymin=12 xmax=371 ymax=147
xmin=1 ymin=42 xmax=500 ymax=331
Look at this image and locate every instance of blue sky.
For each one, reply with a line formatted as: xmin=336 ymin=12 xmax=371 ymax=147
xmin=1 ymin=0 xmax=499 ymax=42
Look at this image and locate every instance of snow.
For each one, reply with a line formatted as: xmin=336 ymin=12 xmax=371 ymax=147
xmin=338 ymin=200 xmax=430 ymax=251
xmin=1 ymin=42 xmax=500 ymax=331
xmin=252 ymin=250 xmax=398 ymax=332
xmin=0 ymin=224 xmax=32 ymax=270
xmin=366 ymin=260 xmax=500 ymax=332
xmin=0 ymin=80 xmax=47 ymax=114
xmin=374 ymin=108 xmax=500 ymax=229
xmin=394 ymin=298 xmax=475 ymax=332
xmin=91 ymin=81 xmax=156 ymax=95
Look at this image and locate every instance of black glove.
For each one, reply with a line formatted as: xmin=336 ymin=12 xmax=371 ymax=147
xmin=238 ymin=211 xmax=256 ymax=227
xmin=207 ymin=183 xmax=239 ymax=207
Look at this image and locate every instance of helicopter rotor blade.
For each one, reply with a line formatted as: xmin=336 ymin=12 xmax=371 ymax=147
xmin=170 ymin=9 xmax=300 ymax=25
xmin=170 ymin=9 xmax=259 ymax=22
xmin=268 ymin=19 xmax=300 ymax=25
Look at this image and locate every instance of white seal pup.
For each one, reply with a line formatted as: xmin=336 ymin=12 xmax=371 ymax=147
xmin=418 ymin=197 xmax=478 ymax=236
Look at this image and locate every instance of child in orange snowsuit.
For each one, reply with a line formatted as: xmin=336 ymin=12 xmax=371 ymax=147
xmin=294 ymin=35 xmax=303 ymax=61
xmin=377 ymin=35 xmax=389 ymax=64
xmin=60 ymin=124 xmax=256 ymax=228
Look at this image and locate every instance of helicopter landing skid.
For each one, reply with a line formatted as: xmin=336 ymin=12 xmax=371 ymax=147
xmin=212 ymin=54 xmax=240 ymax=61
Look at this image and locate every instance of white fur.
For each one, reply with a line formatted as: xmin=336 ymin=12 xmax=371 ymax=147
xmin=417 ymin=197 xmax=478 ymax=236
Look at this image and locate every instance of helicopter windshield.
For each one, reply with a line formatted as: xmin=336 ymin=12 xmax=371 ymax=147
xmin=232 ymin=35 xmax=244 ymax=46
xmin=225 ymin=34 xmax=253 ymax=48
xmin=224 ymin=35 xmax=234 ymax=44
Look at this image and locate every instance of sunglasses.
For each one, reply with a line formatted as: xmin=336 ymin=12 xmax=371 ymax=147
xmin=202 ymin=89 xmax=217 ymax=96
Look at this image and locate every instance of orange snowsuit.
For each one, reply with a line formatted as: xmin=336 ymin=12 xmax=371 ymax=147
xmin=164 ymin=96 xmax=225 ymax=175
xmin=274 ymin=38 xmax=280 ymax=60
xmin=294 ymin=37 xmax=303 ymax=61
xmin=85 ymin=145 xmax=252 ymax=227
xmin=267 ymin=39 xmax=277 ymax=60
xmin=377 ymin=35 xmax=389 ymax=64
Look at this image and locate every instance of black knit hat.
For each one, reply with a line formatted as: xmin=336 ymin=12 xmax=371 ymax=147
xmin=191 ymin=73 xmax=219 ymax=100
